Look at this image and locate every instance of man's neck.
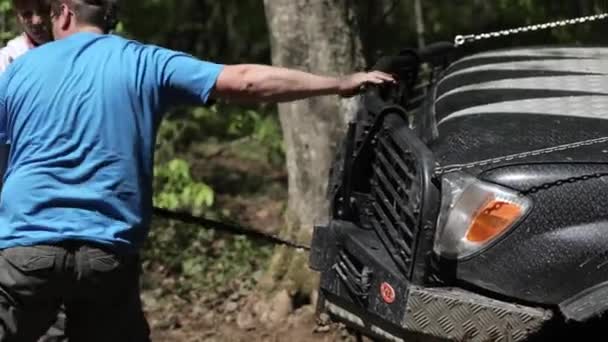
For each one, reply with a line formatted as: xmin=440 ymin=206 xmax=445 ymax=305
xmin=75 ymin=25 xmax=104 ymax=35
xmin=57 ymin=25 xmax=104 ymax=39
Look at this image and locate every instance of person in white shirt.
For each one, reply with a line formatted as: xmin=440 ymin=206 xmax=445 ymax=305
xmin=0 ymin=0 xmax=52 ymax=177
xmin=0 ymin=1 xmax=60 ymax=341
xmin=0 ymin=0 xmax=52 ymax=72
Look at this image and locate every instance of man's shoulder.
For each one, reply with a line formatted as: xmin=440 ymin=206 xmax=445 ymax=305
xmin=3 ymin=34 xmax=29 ymax=50
xmin=0 ymin=34 xmax=30 ymax=58
xmin=0 ymin=34 xmax=32 ymax=74
xmin=15 ymin=33 xmax=122 ymax=59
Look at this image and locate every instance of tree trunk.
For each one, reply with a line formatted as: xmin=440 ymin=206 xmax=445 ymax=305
xmin=262 ymin=0 xmax=365 ymax=297
xmin=414 ymin=0 xmax=426 ymax=48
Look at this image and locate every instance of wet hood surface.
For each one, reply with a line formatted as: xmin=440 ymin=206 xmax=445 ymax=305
xmin=429 ymin=47 xmax=608 ymax=173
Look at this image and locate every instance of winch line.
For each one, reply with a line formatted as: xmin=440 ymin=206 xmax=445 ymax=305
xmin=152 ymin=206 xmax=311 ymax=251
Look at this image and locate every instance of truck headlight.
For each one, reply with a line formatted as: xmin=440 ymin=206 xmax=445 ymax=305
xmin=434 ymin=172 xmax=532 ymax=259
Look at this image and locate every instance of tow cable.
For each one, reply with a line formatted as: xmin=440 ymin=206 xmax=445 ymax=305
xmin=154 ymin=12 xmax=608 ymax=251
xmin=152 ymin=206 xmax=311 ymax=251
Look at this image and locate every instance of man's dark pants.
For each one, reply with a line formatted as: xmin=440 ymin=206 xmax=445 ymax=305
xmin=0 ymin=243 xmax=150 ymax=342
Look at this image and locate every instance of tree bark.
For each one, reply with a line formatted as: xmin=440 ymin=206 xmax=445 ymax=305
xmin=262 ymin=0 xmax=365 ymax=296
xmin=414 ymin=0 xmax=426 ymax=48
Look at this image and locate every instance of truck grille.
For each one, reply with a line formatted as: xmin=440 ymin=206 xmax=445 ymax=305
xmin=333 ymin=248 xmax=373 ymax=303
xmin=369 ymin=129 xmax=422 ymax=278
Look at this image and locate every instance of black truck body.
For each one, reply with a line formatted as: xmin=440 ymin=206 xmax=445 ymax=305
xmin=309 ymin=46 xmax=608 ymax=341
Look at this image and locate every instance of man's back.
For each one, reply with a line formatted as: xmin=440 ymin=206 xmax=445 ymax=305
xmin=0 ymin=32 xmax=222 ymax=252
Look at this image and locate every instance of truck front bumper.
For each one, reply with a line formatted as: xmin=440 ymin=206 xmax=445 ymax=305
xmin=310 ymin=221 xmax=553 ymax=342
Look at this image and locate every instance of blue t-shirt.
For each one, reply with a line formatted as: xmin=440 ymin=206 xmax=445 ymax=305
xmin=0 ymin=32 xmax=223 ymax=253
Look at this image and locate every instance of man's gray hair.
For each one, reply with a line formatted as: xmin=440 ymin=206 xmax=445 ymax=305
xmin=50 ymin=0 xmax=118 ymax=33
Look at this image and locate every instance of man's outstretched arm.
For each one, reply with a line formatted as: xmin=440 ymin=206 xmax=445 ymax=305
xmin=211 ymin=64 xmax=395 ymax=103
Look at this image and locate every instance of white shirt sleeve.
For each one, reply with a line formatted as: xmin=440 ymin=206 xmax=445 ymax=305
xmin=0 ymin=34 xmax=31 ymax=74
xmin=0 ymin=50 xmax=13 ymax=74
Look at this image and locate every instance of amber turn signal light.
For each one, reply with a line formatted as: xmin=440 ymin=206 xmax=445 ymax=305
xmin=434 ymin=173 xmax=532 ymax=259
xmin=465 ymin=200 xmax=524 ymax=243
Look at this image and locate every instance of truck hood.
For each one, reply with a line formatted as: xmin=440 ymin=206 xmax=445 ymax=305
xmin=429 ymin=47 xmax=608 ymax=175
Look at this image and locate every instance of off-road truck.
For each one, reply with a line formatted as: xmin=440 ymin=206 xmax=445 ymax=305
xmin=309 ymin=44 xmax=608 ymax=341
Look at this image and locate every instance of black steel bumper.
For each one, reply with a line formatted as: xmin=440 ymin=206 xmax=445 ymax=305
xmin=310 ymin=221 xmax=553 ymax=342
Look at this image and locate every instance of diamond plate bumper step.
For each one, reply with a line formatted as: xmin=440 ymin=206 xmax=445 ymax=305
xmin=325 ymin=285 xmax=553 ymax=342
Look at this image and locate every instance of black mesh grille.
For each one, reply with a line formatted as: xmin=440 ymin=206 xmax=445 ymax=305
xmin=369 ymin=130 xmax=422 ymax=278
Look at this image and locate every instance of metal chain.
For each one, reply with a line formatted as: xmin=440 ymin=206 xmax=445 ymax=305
xmin=522 ymin=172 xmax=608 ymax=195
xmin=436 ymin=136 xmax=608 ymax=175
xmin=455 ymin=13 xmax=608 ymax=47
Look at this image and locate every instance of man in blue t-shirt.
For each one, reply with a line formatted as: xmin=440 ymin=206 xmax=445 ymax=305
xmin=0 ymin=0 xmax=395 ymax=341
